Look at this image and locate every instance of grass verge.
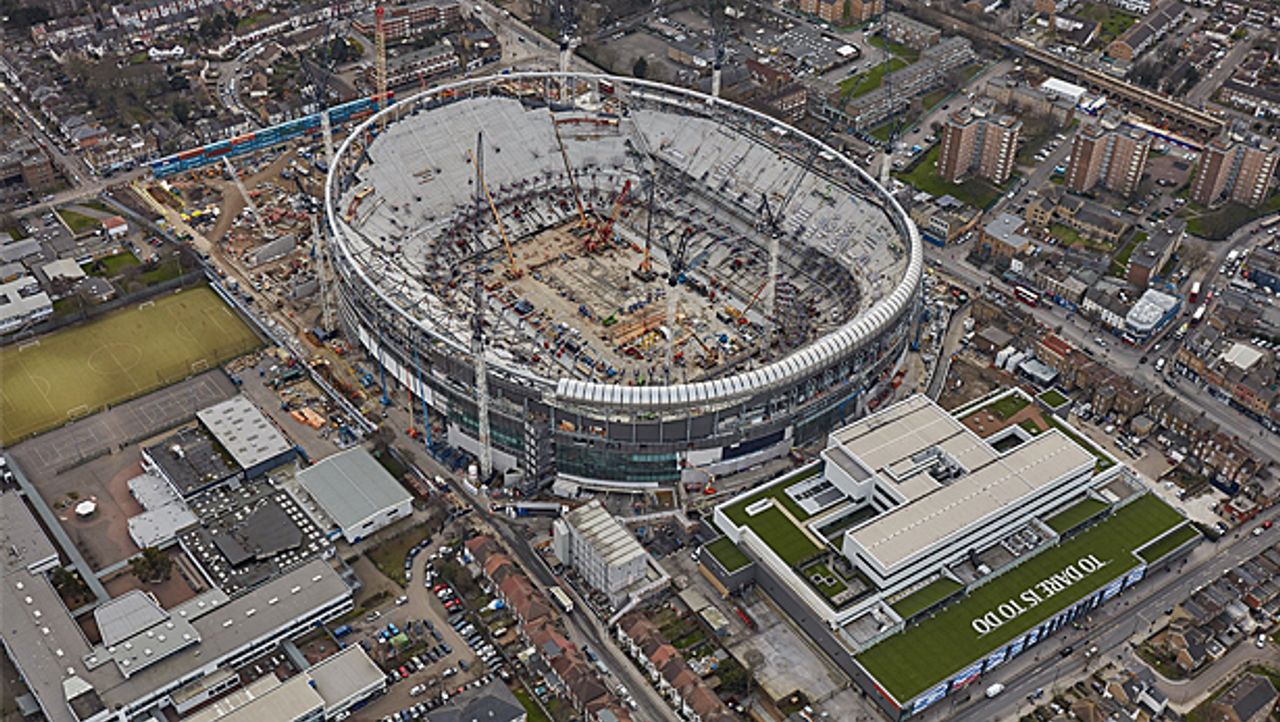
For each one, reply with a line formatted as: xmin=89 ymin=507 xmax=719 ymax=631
xmin=892 ymin=577 xmax=964 ymax=619
xmin=1137 ymin=524 xmax=1199 ymax=563
xmin=1045 ymin=498 xmax=1109 ymax=534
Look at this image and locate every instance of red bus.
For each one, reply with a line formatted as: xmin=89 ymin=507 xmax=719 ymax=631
xmin=1189 ymin=281 xmax=1201 ymax=304
xmin=1014 ymin=286 xmax=1038 ymax=307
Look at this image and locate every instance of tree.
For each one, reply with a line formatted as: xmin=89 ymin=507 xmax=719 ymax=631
xmin=130 ymin=547 xmax=172 ymax=583
xmin=632 ymin=56 xmax=648 ymax=79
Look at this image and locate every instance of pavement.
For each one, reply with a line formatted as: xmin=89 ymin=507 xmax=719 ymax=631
xmin=1185 ymin=30 xmax=1251 ymax=108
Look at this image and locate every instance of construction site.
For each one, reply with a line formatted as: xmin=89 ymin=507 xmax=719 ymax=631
xmin=322 ymin=72 xmax=923 ymax=489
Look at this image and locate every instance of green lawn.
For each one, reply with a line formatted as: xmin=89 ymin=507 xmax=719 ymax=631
xmin=1110 ymin=232 xmax=1144 ymax=277
xmin=857 ymin=494 xmax=1184 ymax=702
xmin=0 ymin=286 xmax=261 ymax=445
xmin=58 ymin=209 xmax=101 ymax=235
xmin=513 ymin=686 xmax=552 ymax=722
xmin=365 ymin=523 xmax=432 ymax=586
xmin=892 ymin=577 xmax=964 ymax=619
xmin=722 ymin=464 xmax=820 ymax=526
xmin=705 ymin=537 xmax=751 ymax=572
xmin=1038 ymin=389 xmax=1068 ymax=408
xmin=894 ymin=145 xmax=1006 ymax=209
xmin=738 ymin=505 xmax=821 ymax=567
xmin=840 ymin=58 xmax=907 ymax=98
xmin=82 ymin=200 xmax=111 ymax=214
xmin=1045 ymin=498 xmax=1110 ymax=534
xmin=137 ymin=258 xmax=185 ymax=286
xmin=1184 ymin=194 xmax=1280 ymax=240
xmin=1137 ymin=524 xmax=1199 ymax=563
xmin=869 ymin=122 xmax=897 ymax=142
xmin=867 ymin=35 xmax=920 ymax=62
xmin=1049 ymin=223 xmax=1085 ymax=247
xmin=1020 ymin=418 xmax=1044 ymax=435
xmin=88 ymin=252 xmax=140 ymax=277
xmin=1075 ymin=3 xmax=1139 ymax=44
xmin=984 ymin=393 xmax=1030 ymax=420
xmin=921 ymin=87 xmax=950 ymax=111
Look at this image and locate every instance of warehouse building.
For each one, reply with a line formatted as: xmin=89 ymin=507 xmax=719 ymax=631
xmin=297 ymin=447 xmax=413 ymax=544
xmin=145 ymin=396 xmax=295 ymax=497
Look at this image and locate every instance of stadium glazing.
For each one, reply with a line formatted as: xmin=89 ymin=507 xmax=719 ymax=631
xmin=324 ymin=72 xmax=923 ymax=489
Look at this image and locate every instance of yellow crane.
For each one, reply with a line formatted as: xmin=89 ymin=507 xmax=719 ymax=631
xmin=467 ymin=144 xmax=522 ymax=279
xmin=550 ymin=113 xmax=589 ymax=229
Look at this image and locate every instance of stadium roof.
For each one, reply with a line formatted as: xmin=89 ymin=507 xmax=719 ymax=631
xmin=297 ymin=447 xmax=411 ymax=531
xmin=835 ymin=396 xmax=1095 ymax=571
xmin=196 ymin=396 xmax=293 ymax=471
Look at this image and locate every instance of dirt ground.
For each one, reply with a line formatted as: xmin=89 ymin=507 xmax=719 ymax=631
xmin=38 ymin=454 xmax=147 ymax=571
xmin=937 ymin=354 xmax=1018 ymax=411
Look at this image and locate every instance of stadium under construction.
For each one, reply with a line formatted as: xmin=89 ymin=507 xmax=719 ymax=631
xmin=323 ymin=72 xmax=922 ymax=491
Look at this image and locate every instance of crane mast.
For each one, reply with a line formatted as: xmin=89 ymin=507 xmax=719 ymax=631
xmin=223 ymin=157 xmax=265 ymax=235
xmin=664 ymin=226 xmax=695 ymax=381
xmin=374 ymin=4 xmax=388 ymax=131
xmin=472 ymin=132 xmax=493 ymax=481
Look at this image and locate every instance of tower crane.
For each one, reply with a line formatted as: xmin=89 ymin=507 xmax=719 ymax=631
xmin=634 ymin=175 xmax=657 ymax=281
xmin=374 ymin=4 xmax=388 ymax=132
xmin=664 ymin=225 xmax=696 ymax=380
xmin=554 ymin=0 xmax=576 ymax=100
xmin=466 ymin=144 xmax=522 ymax=278
xmin=708 ymin=0 xmax=728 ymax=99
xmin=549 ymin=113 xmax=589 ymax=228
xmin=222 ymin=157 xmax=265 ymax=235
xmin=470 ymin=132 xmax=493 ymax=481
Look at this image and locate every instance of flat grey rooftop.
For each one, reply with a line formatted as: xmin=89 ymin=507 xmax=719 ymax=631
xmin=196 ymin=395 xmax=293 ymax=471
xmin=296 ymin=447 xmax=411 ymax=531
xmin=836 ymin=396 xmax=1096 ymax=571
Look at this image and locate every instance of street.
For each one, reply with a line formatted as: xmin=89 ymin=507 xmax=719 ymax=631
xmin=925 ymin=223 xmax=1280 ymax=462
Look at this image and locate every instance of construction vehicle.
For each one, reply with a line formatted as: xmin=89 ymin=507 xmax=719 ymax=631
xmin=683 ymin=324 xmax=720 ymax=368
xmin=588 ymin=179 xmax=630 ymax=252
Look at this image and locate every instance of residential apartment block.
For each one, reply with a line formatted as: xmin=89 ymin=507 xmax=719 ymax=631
xmin=937 ymin=102 xmax=1021 ymax=185
xmin=1191 ymin=133 xmax=1279 ymax=209
xmin=1065 ymin=117 xmax=1151 ymax=196
xmin=882 ymin=11 xmax=940 ymax=49
xmin=797 ymin=0 xmax=882 ymax=25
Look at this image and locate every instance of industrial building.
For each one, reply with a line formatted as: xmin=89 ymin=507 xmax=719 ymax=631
xmin=704 ymin=389 xmax=1196 ymax=719
xmin=1 ymin=489 xmax=355 ymax=722
xmin=552 ymin=500 xmax=666 ymax=607
xmin=297 ymin=446 xmax=414 ymax=543
xmin=324 ymin=72 xmax=922 ymax=492
xmin=144 ymin=395 xmax=295 ymax=497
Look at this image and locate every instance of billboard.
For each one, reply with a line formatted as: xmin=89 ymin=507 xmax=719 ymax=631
xmin=1124 ymin=564 xmax=1147 ymax=588
xmin=1006 ymin=634 xmax=1027 ymax=658
xmin=950 ymin=661 xmax=984 ymax=692
xmin=1101 ymin=577 xmax=1124 ymax=602
xmin=911 ymin=683 xmax=950 ymax=714
xmin=984 ymin=646 xmax=1008 ymax=672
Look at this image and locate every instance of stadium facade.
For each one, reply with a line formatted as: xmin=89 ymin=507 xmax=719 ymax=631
xmin=324 ymin=72 xmax=922 ymax=490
